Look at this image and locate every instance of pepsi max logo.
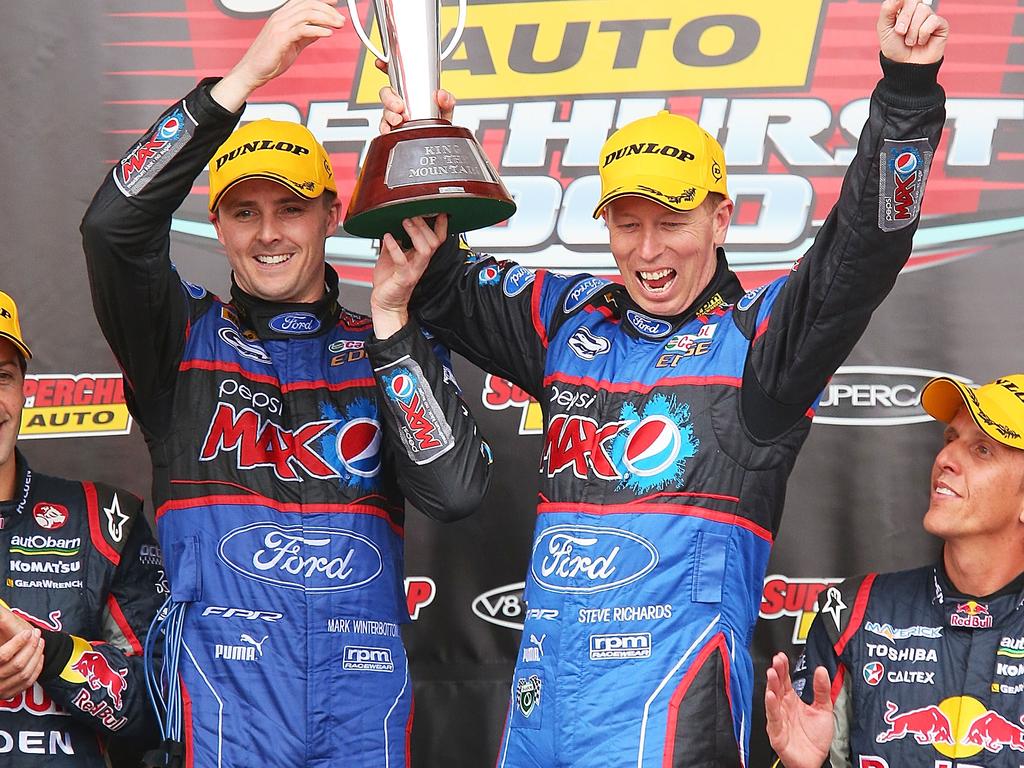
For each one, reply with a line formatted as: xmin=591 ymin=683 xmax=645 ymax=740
xmin=158 ymin=115 xmax=183 ymax=142
xmin=532 ymin=524 xmax=659 ymax=594
xmin=218 ymin=522 xmax=384 ymax=593
xmin=337 ymin=417 xmax=382 ymax=478
xmin=268 ymin=313 xmax=321 ymax=335
xmin=502 ymin=266 xmax=535 ymax=298
xmin=894 ymin=150 xmax=919 ymax=177
xmin=621 ymin=416 xmax=682 ymax=478
xmin=478 ymin=265 xmax=502 ymax=286
xmin=563 ymin=277 xmax=608 ymax=313
xmin=736 ymin=284 xmax=768 ymax=313
xmin=625 ymin=310 xmax=672 ymax=339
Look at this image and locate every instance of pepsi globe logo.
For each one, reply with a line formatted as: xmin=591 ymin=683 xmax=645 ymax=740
xmin=479 ymin=265 xmax=501 ymax=285
xmin=622 ymin=415 xmax=682 ymax=478
xmin=894 ymin=150 xmax=918 ymax=177
xmin=158 ymin=116 xmax=182 ymax=141
xmin=337 ymin=417 xmax=381 ymax=478
xmin=388 ymin=372 xmax=416 ymax=402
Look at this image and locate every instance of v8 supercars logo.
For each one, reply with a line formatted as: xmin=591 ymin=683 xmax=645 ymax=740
xmin=20 ymin=374 xmax=133 ymax=440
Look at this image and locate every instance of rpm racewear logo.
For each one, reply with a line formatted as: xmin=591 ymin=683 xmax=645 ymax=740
xmin=531 ymin=525 xmax=658 ymax=594
xmin=218 ymin=522 xmax=384 ymax=593
xmin=815 ymin=367 xmax=973 ymax=427
xmin=138 ymin=2 xmax=1024 ymax=289
xmin=760 ymin=575 xmax=842 ymax=644
xmin=20 ymin=374 xmax=133 ymax=440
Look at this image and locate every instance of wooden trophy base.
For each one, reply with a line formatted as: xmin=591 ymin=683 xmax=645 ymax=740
xmin=344 ymin=120 xmax=516 ymax=240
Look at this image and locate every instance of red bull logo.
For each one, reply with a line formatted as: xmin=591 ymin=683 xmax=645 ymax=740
xmin=963 ymin=711 xmax=1024 ymax=753
xmin=71 ymin=651 xmax=128 ymax=710
xmin=876 ymin=701 xmax=954 ymax=745
xmin=873 ymin=697 xmax=1024 ymax=760
xmin=951 ymin=601 xmax=993 ymax=629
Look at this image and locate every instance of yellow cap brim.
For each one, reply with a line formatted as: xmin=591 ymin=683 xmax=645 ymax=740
xmin=921 ymin=377 xmax=1024 ymax=449
xmin=0 ymin=331 xmax=31 ymax=360
xmin=593 ymin=178 xmax=710 ymax=218
xmin=210 ymin=173 xmax=324 ymax=212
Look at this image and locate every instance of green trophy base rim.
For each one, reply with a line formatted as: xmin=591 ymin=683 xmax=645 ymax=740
xmin=343 ymin=195 xmax=517 ymax=240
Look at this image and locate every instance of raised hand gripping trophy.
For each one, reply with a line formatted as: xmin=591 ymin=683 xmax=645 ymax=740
xmin=343 ymin=0 xmax=516 ymax=239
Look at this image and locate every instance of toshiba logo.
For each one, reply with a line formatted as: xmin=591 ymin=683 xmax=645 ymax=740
xmin=815 ymin=367 xmax=972 ymax=426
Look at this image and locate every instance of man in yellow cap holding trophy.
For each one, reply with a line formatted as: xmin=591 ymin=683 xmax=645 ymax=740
xmin=375 ymin=0 xmax=950 ymax=764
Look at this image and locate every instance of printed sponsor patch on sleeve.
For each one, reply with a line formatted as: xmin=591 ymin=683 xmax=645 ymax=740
xmin=376 ymin=356 xmax=455 ymax=465
xmin=878 ymin=138 xmax=933 ymax=232
xmin=114 ymin=103 xmax=198 ymax=198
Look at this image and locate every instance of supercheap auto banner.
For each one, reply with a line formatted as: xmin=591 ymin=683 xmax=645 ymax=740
xmin=2 ymin=0 xmax=1023 ymax=764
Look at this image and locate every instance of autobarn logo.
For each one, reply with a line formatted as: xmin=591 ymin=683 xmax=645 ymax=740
xmin=20 ymin=374 xmax=133 ymax=440
xmin=218 ymin=522 xmax=384 ymax=593
xmin=815 ymin=367 xmax=973 ymax=427
xmin=151 ymin=2 xmax=1024 ymax=289
xmin=760 ymin=575 xmax=842 ymax=644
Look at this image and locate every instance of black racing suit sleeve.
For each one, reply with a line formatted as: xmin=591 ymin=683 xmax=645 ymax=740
xmin=741 ymin=55 xmax=946 ymax=441
xmin=366 ymin=319 xmax=491 ymax=521
xmin=38 ymin=511 xmax=165 ymax=743
xmin=409 ymin=243 xmax=549 ymax=398
xmin=80 ymin=78 xmax=241 ymax=438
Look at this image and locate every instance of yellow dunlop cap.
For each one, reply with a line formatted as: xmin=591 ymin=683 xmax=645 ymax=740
xmin=593 ymin=110 xmax=728 ymax=218
xmin=921 ymin=374 xmax=1024 ymax=450
xmin=0 ymin=290 xmax=32 ymax=360
xmin=208 ymin=119 xmax=337 ymax=212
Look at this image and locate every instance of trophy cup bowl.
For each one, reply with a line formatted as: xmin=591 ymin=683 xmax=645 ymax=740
xmin=343 ymin=0 xmax=516 ymax=240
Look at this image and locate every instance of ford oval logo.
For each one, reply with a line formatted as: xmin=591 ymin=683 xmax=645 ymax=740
xmin=218 ymin=523 xmax=383 ymax=592
xmin=531 ymin=525 xmax=658 ymax=594
xmin=563 ymin=277 xmax=608 ymax=313
xmin=815 ymin=366 xmax=973 ymax=426
xmin=268 ymin=312 xmax=321 ymax=335
xmin=625 ymin=310 xmax=672 ymax=339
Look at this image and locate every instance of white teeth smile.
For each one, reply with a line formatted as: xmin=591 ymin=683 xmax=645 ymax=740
xmin=639 ymin=269 xmax=673 ymax=280
xmin=256 ymin=254 xmax=292 ymax=265
xmin=934 ymin=485 xmax=957 ymax=497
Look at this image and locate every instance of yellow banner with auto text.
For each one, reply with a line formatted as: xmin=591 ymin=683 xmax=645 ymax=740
xmin=354 ymin=0 xmax=827 ymax=103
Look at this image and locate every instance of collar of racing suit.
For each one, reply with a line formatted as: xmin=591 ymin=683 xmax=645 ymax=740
xmin=931 ymin=563 xmax=1024 ymax=629
xmin=228 ymin=263 xmax=341 ymax=340
xmin=615 ymin=247 xmax=745 ymax=340
xmin=0 ymin=449 xmax=32 ymax=526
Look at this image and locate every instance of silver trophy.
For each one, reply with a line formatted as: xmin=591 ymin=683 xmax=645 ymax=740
xmin=343 ymin=0 xmax=516 ymax=240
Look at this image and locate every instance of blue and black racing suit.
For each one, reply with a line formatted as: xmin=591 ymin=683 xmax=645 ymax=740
xmin=80 ymin=79 xmax=491 ymax=768
xmin=410 ymin=55 xmax=946 ymax=767
xmin=787 ymin=565 xmax=1024 ymax=768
